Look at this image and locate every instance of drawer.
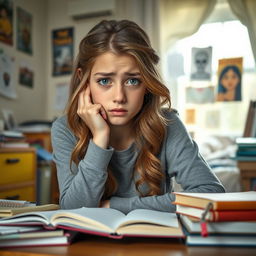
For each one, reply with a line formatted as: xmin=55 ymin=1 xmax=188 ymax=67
xmin=0 ymin=186 xmax=35 ymax=201
xmin=0 ymin=152 xmax=36 ymax=185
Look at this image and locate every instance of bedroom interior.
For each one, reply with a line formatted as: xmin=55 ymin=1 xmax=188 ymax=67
xmin=0 ymin=0 xmax=256 ymax=204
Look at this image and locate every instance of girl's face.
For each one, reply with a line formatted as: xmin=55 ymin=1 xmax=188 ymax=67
xmin=88 ymin=52 xmax=146 ymax=127
xmin=221 ymin=69 xmax=240 ymax=91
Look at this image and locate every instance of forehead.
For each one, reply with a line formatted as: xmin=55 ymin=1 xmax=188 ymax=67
xmin=91 ymin=52 xmax=139 ymax=72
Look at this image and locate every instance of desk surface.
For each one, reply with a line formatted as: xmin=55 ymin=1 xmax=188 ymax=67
xmin=0 ymin=234 xmax=256 ymax=256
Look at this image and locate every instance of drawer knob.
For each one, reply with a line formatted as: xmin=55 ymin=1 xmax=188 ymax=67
xmin=6 ymin=158 xmax=20 ymax=164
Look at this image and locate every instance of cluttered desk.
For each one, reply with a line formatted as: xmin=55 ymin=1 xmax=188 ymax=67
xmin=0 ymin=235 xmax=256 ymax=256
xmin=0 ymin=192 xmax=256 ymax=255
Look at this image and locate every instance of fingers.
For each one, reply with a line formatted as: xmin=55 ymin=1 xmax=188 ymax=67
xmin=100 ymin=106 xmax=107 ymax=120
xmin=84 ymin=85 xmax=92 ymax=106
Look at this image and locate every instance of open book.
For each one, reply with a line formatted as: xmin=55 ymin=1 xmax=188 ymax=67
xmin=0 ymin=207 xmax=184 ymax=239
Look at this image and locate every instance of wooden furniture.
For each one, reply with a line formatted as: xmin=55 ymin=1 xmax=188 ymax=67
xmin=0 ymin=147 xmax=36 ymax=201
xmin=24 ymin=131 xmax=59 ymax=204
xmin=238 ymin=161 xmax=256 ymax=191
xmin=0 ymin=235 xmax=255 ymax=256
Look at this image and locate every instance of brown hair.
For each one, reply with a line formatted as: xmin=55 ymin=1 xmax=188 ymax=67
xmin=66 ymin=20 xmax=171 ymax=199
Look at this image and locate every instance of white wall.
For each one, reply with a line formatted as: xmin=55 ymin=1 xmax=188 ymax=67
xmin=45 ymin=0 xmax=157 ymax=120
xmin=0 ymin=0 xmax=158 ymax=123
xmin=0 ymin=0 xmax=47 ymax=124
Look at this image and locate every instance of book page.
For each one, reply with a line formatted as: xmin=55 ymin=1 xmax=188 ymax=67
xmin=175 ymin=191 xmax=256 ymax=202
xmin=0 ymin=209 xmax=60 ymax=226
xmin=116 ymin=209 xmax=179 ymax=229
xmin=51 ymin=207 xmax=126 ymax=232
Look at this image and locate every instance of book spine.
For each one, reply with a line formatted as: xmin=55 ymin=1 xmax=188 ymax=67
xmin=214 ymin=201 xmax=256 ymax=210
xmin=213 ymin=210 xmax=256 ymax=221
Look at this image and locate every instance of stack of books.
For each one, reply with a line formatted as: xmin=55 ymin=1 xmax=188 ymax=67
xmin=0 ymin=130 xmax=29 ymax=148
xmin=0 ymin=205 xmax=185 ymax=247
xmin=235 ymin=137 xmax=256 ymax=161
xmin=174 ymin=191 xmax=256 ymax=246
xmin=0 ymin=199 xmax=75 ymax=247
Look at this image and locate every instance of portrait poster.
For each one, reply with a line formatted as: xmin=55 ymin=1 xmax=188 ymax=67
xmin=190 ymin=46 xmax=212 ymax=81
xmin=19 ymin=60 xmax=34 ymax=88
xmin=16 ymin=7 xmax=32 ymax=55
xmin=55 ymin=82 xmax=69 ymax=111
xmin=0 ymin=51 xmax=16 ymax=99
xmin=185 ymin=109 xmax=196 ymax=125
xmin=0 ymin=0 xmax=13 ymax=45
xmin=52 ymin=27 xmax=73 ymax=76
xmin=216 ymin=57 xmax=243 ymax=102
xmin=186 ymin=86 xmax=215 ymax=104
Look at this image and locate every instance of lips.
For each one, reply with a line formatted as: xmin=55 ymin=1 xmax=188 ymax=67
xmin=110 ymin=108 xmax=127 ymax=112
xmin=109 ymin=108 xmax=128 ymax=116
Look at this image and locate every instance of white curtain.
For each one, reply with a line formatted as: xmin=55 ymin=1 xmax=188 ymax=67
xmin=228 ymin=0 xmax=256 ymax=64
xmin=159 ymin=0 xmax=217 ymax=51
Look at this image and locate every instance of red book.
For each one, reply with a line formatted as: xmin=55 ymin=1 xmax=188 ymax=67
xmin=176 ymin=204 xmax=256 ymax=221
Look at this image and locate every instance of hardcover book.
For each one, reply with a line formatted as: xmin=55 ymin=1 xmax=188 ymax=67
xmin=173 ymin=191 xmax=256 ymax=210
xmin=179 ymin=214 xmax=256 ymax=234
xmin=0 ymin=230 xmax=76 ymax=248
xmin=0 ymin=207 xmax=184 ymax=239
xmin=176 ymin=204 xmax=256 ymax=221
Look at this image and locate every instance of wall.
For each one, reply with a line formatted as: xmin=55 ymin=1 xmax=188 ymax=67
xmin=45 ymin=0 xmax=159 ymax=120
xmin=0 ymin=0 xmax=47 ymax=124
xmin=0 ymin=0 xmax=159 ymax=123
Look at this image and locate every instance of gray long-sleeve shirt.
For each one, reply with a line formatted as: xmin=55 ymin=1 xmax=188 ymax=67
xmin=51 ymin=110 xmax=225 ymax=214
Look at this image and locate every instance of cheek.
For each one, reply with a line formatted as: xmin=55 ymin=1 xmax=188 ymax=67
xmin=129 ymin=90 xmax=146 ymax=109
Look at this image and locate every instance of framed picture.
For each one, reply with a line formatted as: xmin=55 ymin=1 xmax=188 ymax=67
xmin=52 ymin=27 xmax=74 ymax=76
xmin=2 ymin=109 xmax=16 ymax=130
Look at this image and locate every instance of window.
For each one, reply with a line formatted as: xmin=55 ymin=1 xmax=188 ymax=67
xmin=165 ymin=20 xmax=256 ymax=138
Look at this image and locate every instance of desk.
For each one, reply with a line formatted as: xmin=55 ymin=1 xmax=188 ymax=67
xmin=238 ymin=161 xmax=256 ymax=191
xmin=0 ymin=235 xmax=256 ymax=256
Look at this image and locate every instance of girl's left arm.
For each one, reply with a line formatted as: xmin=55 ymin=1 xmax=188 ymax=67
xmin=109 ymin=111 xmax=225 ymax=214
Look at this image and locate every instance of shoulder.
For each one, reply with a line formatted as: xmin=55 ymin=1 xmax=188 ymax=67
xmin=52 ymin=115 xmax=68 ymax=132
xmin=162 ymin=108 xmax=184 ymax=129
xmin=162 ymin=108 xmax=191 ymax=141
xmin=51 ymin=115 xmax=76 ymax=142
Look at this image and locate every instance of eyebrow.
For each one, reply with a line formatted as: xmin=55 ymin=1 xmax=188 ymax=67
xmin=93 ymin=72 xmax=141 ymax=77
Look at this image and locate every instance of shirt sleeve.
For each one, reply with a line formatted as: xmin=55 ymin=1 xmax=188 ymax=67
xmin=51 ymin=117 xmax=114 ymax=209
xmin=110 ymin=111 xmax=225 ymax=214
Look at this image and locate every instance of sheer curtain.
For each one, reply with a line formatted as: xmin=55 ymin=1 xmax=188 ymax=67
xmin=159 ymin=0 xmax=217 ymax=51
xmin=228 ymin=0 xmax=256 ymax=64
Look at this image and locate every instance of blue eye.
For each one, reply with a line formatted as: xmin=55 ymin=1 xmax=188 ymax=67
xmin=126 ymin=78 xmax=141 ymax=86
xmin=98 ymin=78 xmax=110 ymax=86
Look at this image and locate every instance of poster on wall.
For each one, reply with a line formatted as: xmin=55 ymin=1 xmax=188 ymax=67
xmin=185 ymin=109 xmax=196 ymax=125
xmin=52 ymin=27 xmax=73 ymax=76
xmin=186 ymin=86 xmax=215 ymax=104
xmin=0 ymin=0 xmax=13 ymax=45
xmin=0 ymin=51 xmax=16 ymax=99
xmin=216 ymin=57 xmax=243 ymax=102
xmin=19 ymin=60 xmax=34 ymax=88
xmin=16 ymin=7 xmax=33 ymax=55
xmin=190 ymin=47 xmax=212 ymax=81
xmin=55 ymin=82 xmax=69 ymax=111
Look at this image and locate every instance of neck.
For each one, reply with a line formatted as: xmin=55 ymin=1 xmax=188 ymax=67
xmin=109 ymin=124 xmax=135 ymax=151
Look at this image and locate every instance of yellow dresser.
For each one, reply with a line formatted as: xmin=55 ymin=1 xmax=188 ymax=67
xmin=0 ymin=147 xmax=36 ymax=202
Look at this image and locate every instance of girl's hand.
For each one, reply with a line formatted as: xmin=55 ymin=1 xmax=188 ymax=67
xmin=77 ymin=86 xmax=110 ymax=149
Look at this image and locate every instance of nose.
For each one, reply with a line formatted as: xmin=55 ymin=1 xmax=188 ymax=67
xmin=113 ymin=84 xmax=127 ymax=104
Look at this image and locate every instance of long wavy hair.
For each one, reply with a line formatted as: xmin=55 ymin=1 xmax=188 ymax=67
xmin=66 ymin=20 xmax=171 ymax=199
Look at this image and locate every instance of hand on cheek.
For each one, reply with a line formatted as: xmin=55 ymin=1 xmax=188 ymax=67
xmin=77 ymin=86 xmax=110 ymax=148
